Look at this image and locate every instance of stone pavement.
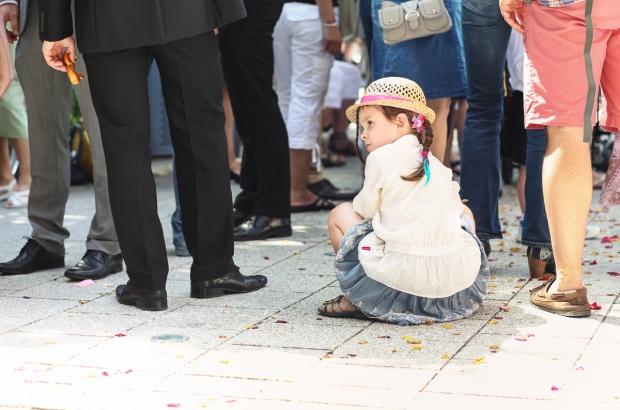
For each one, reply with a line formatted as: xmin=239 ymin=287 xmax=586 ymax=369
xmin=0 ymin=158 xmax=619 ymax=410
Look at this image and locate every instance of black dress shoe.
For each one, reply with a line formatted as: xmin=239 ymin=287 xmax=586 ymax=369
xmin=234 ymin=215 xmax=292 ymax=241
xmin=0 ymin=238 xmax=64 ymax=275
xmin=233 ymin=209 xmax=252 ymax=228
xmin=480 ymin=239 xmax=491 ymax=257
xmin=116 ymin=282 xmax=168 ymax=311
xmin=191 ymin=266 xmax=267 ymax=298
xmin=308 ymin=178 xmax=359 ymax=201
xmin=65 ymin=250 xmax=123 ymax=280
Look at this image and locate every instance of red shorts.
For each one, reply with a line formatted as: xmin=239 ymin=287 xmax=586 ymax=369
xmin=523 ymin=1 xmax=620 ymax=132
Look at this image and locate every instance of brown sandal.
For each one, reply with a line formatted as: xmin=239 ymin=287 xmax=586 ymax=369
xmin=318 ymin=295 xmax=370 ymax=320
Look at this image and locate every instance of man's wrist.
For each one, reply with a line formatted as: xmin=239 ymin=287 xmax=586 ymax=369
xmin=323 ymin=21 xmax=338 ymax=27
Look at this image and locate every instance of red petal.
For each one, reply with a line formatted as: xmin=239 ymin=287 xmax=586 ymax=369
xmin=263 ymin=256 xmax=270 ymax=260
xmin=348 ymin=354 xmax=357 ymax=357
xmin=22 ymin=296 xmax=31 ymax=299
xmin=608 ymin=272 xmax=620 ymax=276
xmin=115 ymin=333 xmax=126 ymax=337
xmin=606 ymin=245 xmax=613 ymax=249
xmin=276 ymin=320 xmax=288 ymax=323
xmin=590 ymin=302 xmax=602 ymax=310
xmin=515 ymin=338 xmax=527 ymax=341
xmin=488 ymin=258 xmax=497 ymax=262
xmin=590 ymin=260 xmax=598 ymax=265
xmin=518 ymin=278 xmax=526 ymax=282
xmin=602 ymin=237 xmax=613 ymax=243
xmin=125 ymin=369 xmax=133 ymax=374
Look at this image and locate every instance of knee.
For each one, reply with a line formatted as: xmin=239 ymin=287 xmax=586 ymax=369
xmin=328 ymin=202 xmax=355 ymax=228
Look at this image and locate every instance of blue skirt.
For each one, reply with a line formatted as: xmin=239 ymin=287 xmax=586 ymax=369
xmin=335 ymin=216 xmax=489 ymax=326
xmin=371 ymin=0 xmax=468 ymax=100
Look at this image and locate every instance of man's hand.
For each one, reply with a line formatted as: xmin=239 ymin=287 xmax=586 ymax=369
xmin=323 ymin=25 xmax=342 ymax=56
xmin=42 ymin=37 xmax=76 ymax=72
xmin=0 ymin=3 xmax=19 ymax=43
xmin=499 ymin=0 xmax=525 ymax=34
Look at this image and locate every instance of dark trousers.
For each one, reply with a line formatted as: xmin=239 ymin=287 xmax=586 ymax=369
xmin=83 ymin=31 xmax=235 ymax=290
xmin=219 ymin=0 xmax=291 ymax=219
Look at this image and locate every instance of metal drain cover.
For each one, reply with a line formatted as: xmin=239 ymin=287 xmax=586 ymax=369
xmin=151 ymin=334 xmax=189 ymax=343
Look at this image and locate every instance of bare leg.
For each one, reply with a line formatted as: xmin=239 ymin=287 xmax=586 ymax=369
xmin=543 ymin=126 xmax=588 ymax=293
xmin=516 ymin=165 xmax=526 ymax=214
xmin=427 ymin=98 xmax=451 ymax=163
xmin=0 ymin=138 xmax=14 ymax=190
xmin=327 ymin=202 xmax=363 ymax=310
xmin=290 ymin=149 xmax=318 ymax=206
xmin=328 ymin=202 xmax=363 ymax=251
xmin=223 ymin=85 xmax=240 ymax=176
xmin=329 ymin=99 xmax=357 ymax=153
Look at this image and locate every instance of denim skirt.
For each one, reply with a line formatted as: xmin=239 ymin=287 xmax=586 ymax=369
xmin=335 ymin=216 xmax=489 ymax=326
xmin=371 ymin=0 xmax=468 ymax=100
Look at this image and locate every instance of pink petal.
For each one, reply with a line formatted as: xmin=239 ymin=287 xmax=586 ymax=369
xmin=551 ymin=386 xmax=559 ymax=391
xmin=115 ymin=333 xmax=126 ymax=337
xmin=76 ymin=279 xmax=94 ymax=288
xmin=167 ymin=404 xmax=181 ymax=408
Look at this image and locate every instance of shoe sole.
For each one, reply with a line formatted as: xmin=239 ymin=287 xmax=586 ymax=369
xmin=530 ymin=302 xmax=591 ymax=317
xmin=118 ymin=298 xmax=168 ymax=311
xmin=64 ymin=265 xmax=123 ymax=281
xmin=0 ymin=260 xmax=65 ymax=275
xmin=190 ymin=281 xmax=267 ymax=299
xmin=234 ymin=227 xmax=293 ymax=242
xmin=317 ymin=309 xmax=373 ymax=320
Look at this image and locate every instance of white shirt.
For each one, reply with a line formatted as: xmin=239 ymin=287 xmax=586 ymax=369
xmin=506 ymin=29 xmax=524 ymax=93
xmin=353 ymin=135 xmax=481 ymax=298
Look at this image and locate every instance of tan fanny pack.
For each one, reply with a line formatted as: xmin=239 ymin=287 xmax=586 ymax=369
xmin=378 ymin=0 xmax=452 ymax=45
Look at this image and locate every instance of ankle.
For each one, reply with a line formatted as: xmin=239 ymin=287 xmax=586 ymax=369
xmin=549 ymin=275 xmax=583 ymax=293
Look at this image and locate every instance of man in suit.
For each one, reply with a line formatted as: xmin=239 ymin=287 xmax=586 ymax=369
xmin=39 ymin=0 xmax=267 ymax=311
xmin=218 ymin=0 xmax=293 ymax=242
xmin=0 ymin=0 xmax=123 ymax=280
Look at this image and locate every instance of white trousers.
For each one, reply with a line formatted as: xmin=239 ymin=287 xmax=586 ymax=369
xmin=324 ymin=60 xmax=364 ymax=110
xmin=274 ymin=3 xmax=336 ymax=156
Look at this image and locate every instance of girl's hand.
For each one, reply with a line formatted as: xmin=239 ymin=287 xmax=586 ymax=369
xmin=323 ymin=25 xmax=342 ymax=56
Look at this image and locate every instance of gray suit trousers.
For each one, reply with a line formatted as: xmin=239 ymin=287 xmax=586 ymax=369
xmin=14 ymin=0 xmax=119 ymax=256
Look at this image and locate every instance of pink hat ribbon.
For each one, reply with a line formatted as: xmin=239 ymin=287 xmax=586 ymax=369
xmin=360 ymin=95 xmax=411 ymax=103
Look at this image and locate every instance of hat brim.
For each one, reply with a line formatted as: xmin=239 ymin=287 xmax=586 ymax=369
xmin=346 ymin=99 xmax=436 ymax=125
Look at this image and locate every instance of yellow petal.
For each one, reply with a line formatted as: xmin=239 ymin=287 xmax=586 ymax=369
xmin=220 ymin=360 xmax=229 ymax=364
xmin=44 ymin=341 xmax=55 ymax=345
xmin=358 ymin=340 xmax=368 ymax=345
xmin=514 ymin=285 xmax=522 ymax=289
xmin=176 ymin=354 xmax=184 ymax=359
xmin=219 ymin=335 xmax=228 ymax=339
xmin=508 ymin=262 xmax=515 ymax=268
xmin=410 ymin=345 xmax=424 ymax=350
xmin=245 ymin=325 xmax=252 ymax=329
xmin=488 ymin=321 xmax=498 ymax=325
xmin=489 ymin=276 xmax=497 ymax=280
xmin=489 ymin=345 xmax=500 ymax=350
xmin=497 ymin=241 xmax=505 ymax=247
xmin=473 ymin=357 xmax=485 ymax=364
xmin=294 ymin=251 xmax=301 ymax=255
xmin=585 ymin=271 xmax=592 ymax=275
xmin=443 ymin=324 xmax=452 ymax=329
xmin=406 ymin=339 xmax=422 ymax=345
xmin=507 ymin=278 xmax=514 ymax=282
xmin=402 ymin=336 xmax=414 ymax=341
xmin=442 ymin=355 xmax=449 ymax=359
xmin=510 ymin=247 xmax=522 ymax=252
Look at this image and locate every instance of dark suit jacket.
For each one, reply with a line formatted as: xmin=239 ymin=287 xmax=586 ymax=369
xmin=38 ymin=0 xmax=246 ymax=53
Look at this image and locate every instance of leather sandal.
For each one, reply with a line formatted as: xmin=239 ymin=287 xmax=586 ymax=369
xmin=290 ymin=197 xmax=335 ymax=213
xmin=318 ymin=295 xmax=370 ymax=320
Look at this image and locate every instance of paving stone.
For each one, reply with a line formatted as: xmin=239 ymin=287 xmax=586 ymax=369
xmin=18 ymin=312 xmax=151 ymax=337
xmin=0 ymin=332 xmax=107 ymax=364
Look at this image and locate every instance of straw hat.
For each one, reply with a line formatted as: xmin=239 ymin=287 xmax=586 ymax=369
xmin=346 ymin=77 xmax=436 ymax=125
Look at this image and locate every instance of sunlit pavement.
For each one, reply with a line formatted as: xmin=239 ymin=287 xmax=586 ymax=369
xmin=0 ymin=158 xmax=619 ymax=409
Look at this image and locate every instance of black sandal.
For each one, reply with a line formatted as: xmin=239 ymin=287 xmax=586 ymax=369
xmin=290 ymin=197 xmax=335 ymax=213
xmin=318 ymin=295 xmax=370 ymax=320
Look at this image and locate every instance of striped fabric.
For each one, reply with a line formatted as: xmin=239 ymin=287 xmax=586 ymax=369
xmin=538 ymin=0 xmax=584 ymax=6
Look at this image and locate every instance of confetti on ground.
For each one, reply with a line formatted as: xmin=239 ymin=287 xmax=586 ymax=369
xmin=76 ymin=279 xmax=94 ymax=288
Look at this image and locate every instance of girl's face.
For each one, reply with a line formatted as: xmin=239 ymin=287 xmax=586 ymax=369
xmin=358 ymin=106 xmax=412 ymax=153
